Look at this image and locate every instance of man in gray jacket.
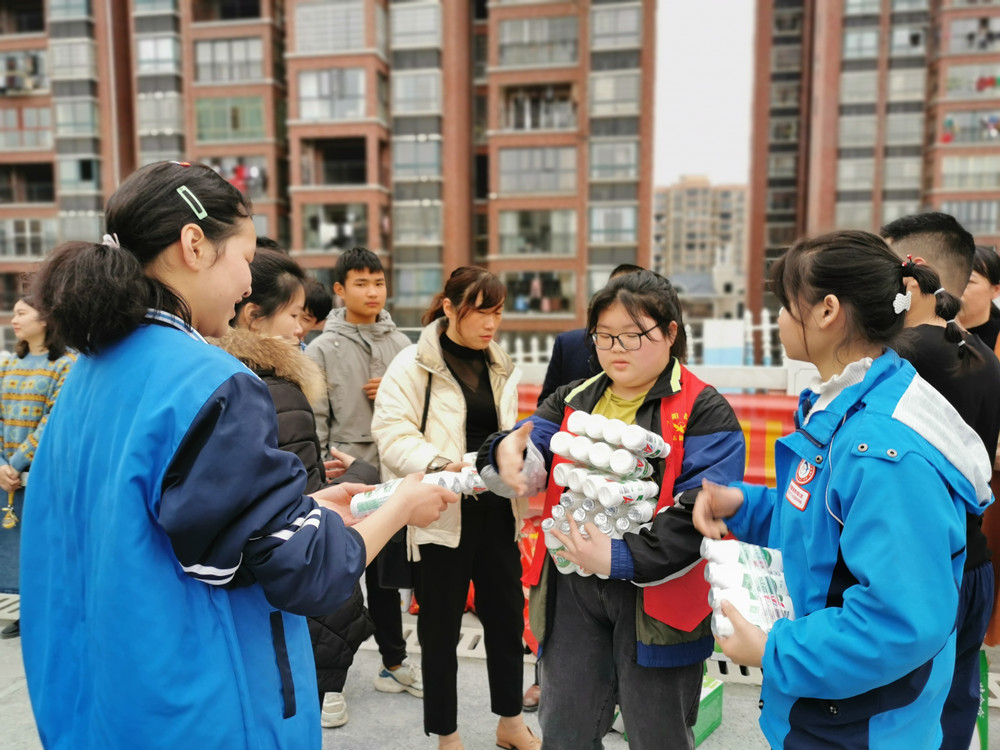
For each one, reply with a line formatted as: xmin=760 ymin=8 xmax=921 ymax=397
xmin=306 ymin=247 xmax=421 ymax=725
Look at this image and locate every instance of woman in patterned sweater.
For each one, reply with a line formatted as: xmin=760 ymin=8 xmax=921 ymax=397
xmin=0 ymin=296 xmax=75 ymax=639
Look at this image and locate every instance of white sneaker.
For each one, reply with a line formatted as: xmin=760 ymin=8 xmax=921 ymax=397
xmin=321 ymin=692 xmax=348 ymax=728
xmin=373 ymin=658 xmax=423 ymax=698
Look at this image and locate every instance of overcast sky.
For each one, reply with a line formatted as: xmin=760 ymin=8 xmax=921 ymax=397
xmin=655 ymin=0 xmax=756 ymax=188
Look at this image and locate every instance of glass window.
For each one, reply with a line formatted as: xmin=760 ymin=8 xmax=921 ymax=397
xmin=835 ymin=202 xmax=873 ymax=229
xmin=768 ymin=153 xmax=797 ymax=178
xmin=590 ymin=140 xmax=638 ymax=179
xmin=590 ymin=205 xmax=637 ymax=244
xmin=591 ymin=5 xmax=641 ymax=50
xmin=772 ymin=44 xmax=801 ymax=72
xmin=836 ymin=158 xmax=875 ymax=190
xmin=590 ymin=72 xmax=640 ymax=116
xmin=883 ymin=157 xmax=922 ymax=189
xmin=942 ymin=109 xmax=1000 ymax=143
xmin=941 ymin=200 xmax=1000 ymax=235
xmin=302 ymin=203 xmax=369 ymax=251
xmin=891 ymin=0 xmax=926 ymax=9
xmin=58 ymin=158 xmax=101 ymax=193
xmin=885 ymin=112 xmax=923 ymax=144
xmin=54 ymin=99 xmax=98 ymax=136
xmin=774 ymin=10 xmax=803 ymax=36
xmin=0 ymin=219 xmax=57 ymax=258
xmin=946 ymin=64 xmax=1000 ymax=100
xmin=770 ymin=118 xmax=799 ymax=142
xmin=392 ymin=140 xmax=441 ymax=178
xmin=838 ymin=115 xmax=877 ymax=147
xmin=888 ymin=68 xmax=926 ymax=101
xmin=393 ymin=267 xmax=443 ymax=312
xmin=502 ymin=271 xmax=574 ymax=314
xmin=296 ymin=0 xmax=365 ymax=54
xmin=134 ymin=0 xmax=178 ymax=10
xmin=767 ymin=189 xmax=797 ymax=213
xmin=392 ymin=71 xmax=441 ymax=114
xmin=499 ymin=210 xmax=575 ymax=255
xmin=206 ymin=156 xmax=269 ymax=200
xmin=948 ymin=17 xmax=1000 ymax=54
xmin=137 ymin=93 xmax=183 ymax=133
xmin=891 ymin=26 xmax=925 ymax=57
xmin=882 ymin=200 xmax=920 ymax=225
xmin=942 ymin=155 xmax=1000 ymax=189
xmin=844 ymin=0 xmax=880 ymax=14
xmin=137 ymin=36 xmax=181 ymax=74
xmin=196 ymin=97 xmax=266 ymax=141
xmin=771 ymin=81 xmax=800 ymax=107
xmin=498 ymin=147 xmax=576 ymax=194
xmin=840 ymin=71 xmax=878 ymax=104
xmin=50 ymin=0 xmax=91 ymax=18
xmin=502 ymin=84 xmax=576 ymax=131
xmin=393 ymin=203 xmax=442 ymax=244
xmin=50 ymin=41 xmax=95 ymax=80
xmin=376 ymin=4 xmax=388 ymax=58
xmin=195 ymin=38 xmax=263 ymax=82
xmin=843 ymin=29 xmax=879 ymax=60
xmin=0 ymin=107 xmax=52 ymax=149
xmin=499 ymin=17 xmax=578 ymax=66
xmin=300 ymin=69 xmax=366 ymax=120
xmin=391 ymin=3 xmax=441 ymax=49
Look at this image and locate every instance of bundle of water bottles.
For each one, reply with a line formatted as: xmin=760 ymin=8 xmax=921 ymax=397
xmin=349 ymin=464 xmax=488 ymax=517
xmin=541 ymin=411 xmax=670 ymax=577
xmin=700 ymin=538 xmax=795 ymax=638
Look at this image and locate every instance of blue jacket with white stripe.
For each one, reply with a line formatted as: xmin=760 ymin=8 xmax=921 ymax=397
xmin=20 ymin=320 xmax=366 ymax=749
xmin=727 ymin=350 xmax=993 ymax=749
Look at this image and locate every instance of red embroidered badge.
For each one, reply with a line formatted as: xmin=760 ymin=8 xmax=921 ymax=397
xmin=794 ymin=459 xmax=816 ymax=486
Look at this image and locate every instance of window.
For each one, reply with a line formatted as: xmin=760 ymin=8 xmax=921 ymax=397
xmin=392 ymin=71 xmax=441 ymax=114
xmin=888 ymin=68 xmax=925 ymax=101
xmin=55 ymin=99 xmax=98 ymax=136
xmin=196 ymin=97 xmax=265 ymax=141
xmin=946 ymin=64 xmax=1000 ymax=99
xmin=942 ymin=109 xmax=1000 ymax=143
xmin=474 ymin=34 xmax=487 ymax=80
xmin=767 ymin=189 xmax=796 ymax=213
xmin=502 ymin=84 xmax=576 ymax=131
xmin=0 ymin=219 xmax=57 ymax=258
xmin=590 ymin=72 xmax=639 ymax=116
xmin=195 ymin=38 xmax=263 ymax=82
xmin=891 ymin=0 xmax=927 ymax=9
xmin=948 ymin=17 xmax=1000 ymax=54
xmin=591 ymin=5 xmax=641 ymax=50
xmin=392 ymin=139 xmax=441 ymax=178
xmin=840 ymin=71 xmax=878 ymax=104
xmin=891 ymin=26 xmax=925 ymax=57
xmin=590 ymin=205 xmax=637 ymax=244
xmin=843 ymin=29 xmax=879 ymax=60
xmin=590 ymin=140 xmax=638 ymax=180
xmin=137 ymin=93 xmax=183 ymax=133
xmin=882 ymin=200 xmax=920 ymax=225
xmin=134 ymin=0 xmax=177 ymax=10
xmin=499 ymin=210 xmax=575 ymax=255
xmin=498 ymin=147 xmax=576 ymax=194
xmin=838 ymin=115 xmax=877 ymax=147
xmin=393 ymin=203 xmax=442 ymax=243
xmin=844 ymin=0 xmax=880 ymax=14
xmin=835 ymin=202 xmax=873 ymax=229
xmin=391 ymin=3 xmax=441 ymax=49
xmin=58 ymin=158 xmax=101 ymax=193
xmin=502 ymin=271 xmax=574 ymax=314
xmin=942 ymin=155 xmax=1000 ymax=189
xmin=767 ymin=223 xmax=797 ymax=246
xmin=770 ymin=118 xmax=799 ymax=143
xmin=772 ymin=44 xmax=801 ymax=71
xmin=206 ymin=156 xmax=269 ymax=199
xmin=376 ymin=4 xmax=388 ymax=58
xmin=836 ymin=158 xmax=875 ymax=190
xmin=883 ymin=157 xmax=922 ymax=189
xmin=393 ymin=267 xmax=443 ymax=312
xmin=771 ymin=81 xmax=800 ymax=107
xmin=303 ymin=203 xmax=369 ymax=251
xmin=300 ymin=69 xmax=365 ymax=120
xmin=0 ymin=107 xmax=51 ymax=149
xmin=499 ymin=17 xmax=578 ymax=67
xmin=885 ymin=112 xmax=923 ymax=144
xmin=137 ymin=36 xmax=181 ymax=74
xmin=50 ymin=0 xmax=91 ymax=18
xmin=768 ymin=153 xmax=797 ymax=178
xmin=941 ymin=200 xmax=1000 ymax=235
xmin=295 ymin=0 xmax=365 ymax=54
xmin=50 ymin=41 xmax=96 ymax=80
xmin=774 ymin=11 xmax=803 ymax=36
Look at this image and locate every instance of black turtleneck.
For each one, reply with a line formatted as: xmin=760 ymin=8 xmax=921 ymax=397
xmin=440 ymin=331 xmax=498 ymax=455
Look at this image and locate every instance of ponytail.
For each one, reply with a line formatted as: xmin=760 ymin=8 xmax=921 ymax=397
xmin=32 ymin=241 xmax=189 ymax=355
xmin=900 ymin=261 xmax=984 ymax=374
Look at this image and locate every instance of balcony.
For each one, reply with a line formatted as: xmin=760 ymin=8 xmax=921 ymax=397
xmin=192 ymin=0 xmax=260 ymax=22
xmin=0 ymin=164 xmax=54 ymax=204
xmin=301 ymin=139 xmax=368 ymax=187
xmin=501 ymin=85 xmax=577 ymax=132
xmin=0 ymin=1 xmax=44 ymax=35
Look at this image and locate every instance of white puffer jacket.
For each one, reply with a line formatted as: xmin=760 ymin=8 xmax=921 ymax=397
xmin=372 ymin=319 xmax=525 ymax=560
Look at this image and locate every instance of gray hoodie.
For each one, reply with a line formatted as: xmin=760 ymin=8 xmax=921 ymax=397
xmin=305 ymin=308 xmax=411 ymax=469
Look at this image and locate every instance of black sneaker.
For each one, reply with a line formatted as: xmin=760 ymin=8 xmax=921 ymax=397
xmin=1 ymin=619 xmax=19 ymax=639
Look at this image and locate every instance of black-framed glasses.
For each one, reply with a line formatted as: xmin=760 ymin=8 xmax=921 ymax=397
xmin=591 ymin=326 xmax=658 ymax=351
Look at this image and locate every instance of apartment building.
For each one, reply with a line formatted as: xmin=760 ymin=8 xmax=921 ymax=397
xmin=0 ymin=0 xmax=656 ymax=345
xmin=747 ymin=0 xmax=1000 ymax=336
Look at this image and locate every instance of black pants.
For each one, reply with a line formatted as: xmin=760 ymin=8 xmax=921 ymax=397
xmin=412 ymin=496 xmax=524 ymax=736
xmin=366 ymin=548 xmax=408 ymax=670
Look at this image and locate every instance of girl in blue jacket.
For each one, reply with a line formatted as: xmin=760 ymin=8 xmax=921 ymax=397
xmin=694 ymin=230 xmax=994 ymax=749
xmin=19 ymin=161 xmax=456 ymax=750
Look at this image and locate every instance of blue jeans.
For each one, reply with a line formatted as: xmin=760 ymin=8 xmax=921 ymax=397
xmin=940 ymin=560 xmax=993 ymax=750
xmin=539 ymin=572 xmax=703 ymax=750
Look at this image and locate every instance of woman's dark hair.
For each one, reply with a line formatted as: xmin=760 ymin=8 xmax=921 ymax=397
xmin=586 ymin=269 xmax=687 ymax=363
xmin=421 ymin=266 xmax=505 ymax=326
xmin=770 ymin=230 xmax=983 ymax=373
xmin=232 ymin=248 xmax=306 ymax=326
xmin=13 ymin=295 xmax=67 ymax=361
xmin=32 ymin=161 xmax=253 ymax=355
xmin=971 ymin=245 xmax=1000 ymax=322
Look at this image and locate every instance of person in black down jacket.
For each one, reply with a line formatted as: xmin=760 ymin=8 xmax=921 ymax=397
xmin=214 ymin=244 xmax=376 ymax=730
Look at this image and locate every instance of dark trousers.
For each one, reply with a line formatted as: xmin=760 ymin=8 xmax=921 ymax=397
xmin=940 ymin=560 xmax=994 ymax=750
xmin=366 ymin=548 xmax=408 ymax=670
xmin=539 ymin=573 xmax=703 ymax=750
xmin=412 ymin=497 xmax=524 ymax=736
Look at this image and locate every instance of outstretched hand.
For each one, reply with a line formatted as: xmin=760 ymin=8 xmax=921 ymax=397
xmin=715 ymin=599 xmax=767 ymax=668
xmin=495 ymin=421 xmax=535 ymax=496
xmin=385 ymin=473 xmax=459 ymax=528
xmin=312 ymin=482 xmax=375 ymax=527
xmin=324 ymin=446 xmax=357 ymax=481
xmin=692 ymin=479 xmax=745 ymax=539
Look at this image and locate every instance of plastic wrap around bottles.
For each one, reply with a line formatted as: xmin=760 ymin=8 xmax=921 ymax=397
xmin=350 ymin=466 xmax=487 ymax=517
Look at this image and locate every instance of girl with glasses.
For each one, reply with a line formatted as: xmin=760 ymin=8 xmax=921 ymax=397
xmin=479 ymin=269 xmax=746 ymax=749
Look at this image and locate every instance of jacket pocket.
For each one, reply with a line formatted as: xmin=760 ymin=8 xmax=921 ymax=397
xmin=269 ymin=611 xmax=297 ymax=719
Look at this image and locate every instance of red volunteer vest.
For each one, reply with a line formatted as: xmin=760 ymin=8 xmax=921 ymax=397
xmin=526 ymin=366 xmax=710 ymax=632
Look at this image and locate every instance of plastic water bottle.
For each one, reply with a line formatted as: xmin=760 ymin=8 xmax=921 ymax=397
xmin=588 ymin=440 xmax=614 ymax=470
xmin=549 ymin=431 xmax=575 ymax=460
xmin=569 ymin=435 xmax=595 ymax=464
xmin=620 ymin=424 xmax=670 ymax=459
xmin=596 ymin=479 xmax=659 ymax=508
xmin=350 ymin=467 xmax=486 ymax=517
xmin=552 ymin=462 xmax=574 ymax=487
xmin=582 ymin=472 xmax=617 ymax=498
xmin=566 ymin=410 xmax=590 ymax=437
xmin=584 ymin=413 xmax=609 ymax=440
xmin=626 ymin=500 xmax=656 ymax=523
xmin=550 ymin=504 xmax=567 ymax=521
xmin=541 ymin=517 xmax=574 ymax=575
xmin=608 ymin=448 xmax=655 ymax=480
xmin=558 ymin=491 xmax=585 ymax=511
xmin=602 ymin=418 xmax=628 ymax=447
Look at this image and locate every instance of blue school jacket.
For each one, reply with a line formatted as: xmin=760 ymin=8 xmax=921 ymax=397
xmin=19 ymin=316 xmax=366 ymax=749
xmin=728 ymin=350 xmax=993 ymax=749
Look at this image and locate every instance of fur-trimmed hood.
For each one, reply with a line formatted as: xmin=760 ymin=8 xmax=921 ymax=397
xmin=211 ymin=328 xmax=326 ymax=405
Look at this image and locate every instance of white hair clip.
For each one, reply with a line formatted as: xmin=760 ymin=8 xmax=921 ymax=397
xmin=102 ymin=233 xmax=120 ymax=249
xmin=892 ymin=290 xmax=912 ymax=314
